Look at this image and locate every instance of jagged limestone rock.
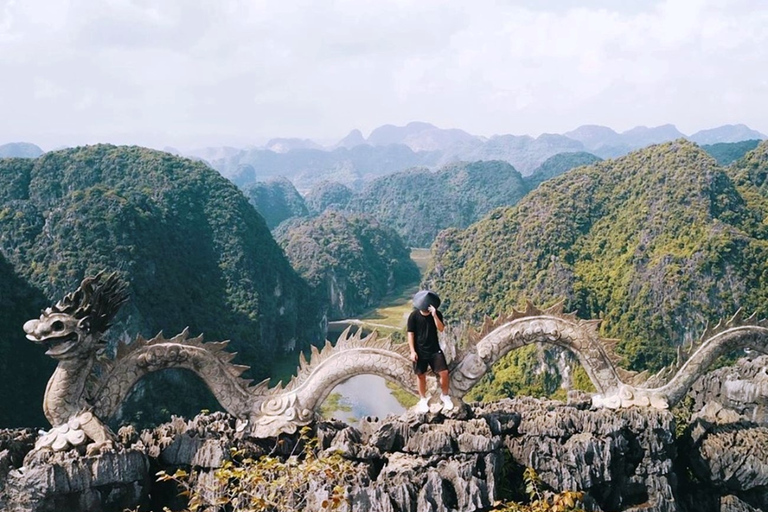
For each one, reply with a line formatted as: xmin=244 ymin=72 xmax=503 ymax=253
xmin=688 ymin=355 xmax=768 ymax=426
xmin=687 ymin=419 xmax=768 ymax=493
xmin=720 ymin=495 xmax=762 ymax=512
xmin=4 ymin=450 xmax=149 ymax=512
xmin=5 ymin=399 xmax=768 ymax=511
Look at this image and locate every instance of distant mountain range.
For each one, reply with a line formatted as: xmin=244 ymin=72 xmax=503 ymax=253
xmin=182 ymin=122 xmax=766 ymax=191
xmin=3 ymin=122 xmax=765 ymax=193
xmin=246 ymin=154 xmax=602 ymax=248
xmin=0 ymin=142 xmax=44 ymax=158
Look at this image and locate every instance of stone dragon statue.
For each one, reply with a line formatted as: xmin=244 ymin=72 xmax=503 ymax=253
xmin=23 ymin=273 xmax=768 ymax=455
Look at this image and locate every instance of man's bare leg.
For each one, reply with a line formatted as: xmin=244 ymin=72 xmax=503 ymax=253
xmin=416 ymin=373 xmax=429 ymax=412
xmin=438 ymin=370 xmax=454 ymax=411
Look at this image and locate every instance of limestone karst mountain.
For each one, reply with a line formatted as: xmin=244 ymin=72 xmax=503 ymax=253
xmin=524 ymin=151 xmax=602 ymax=190
xmin=188 ymin=122 xmax=765 ymax=191
xmin=426 ymin=140 xmax=768 ymax=398
xmin=304 ymin=180 xmax=354 ymax=215
xmin=264 ymin=137 xmax=323 ymax=153
xmin=702 ymin=139 xmax=762 ymax=166
xmin=242 ymin=176 xmax=309 ymax=229
xmin=0 ymin=142 xmax=44 ymax=158
xmin=335 ymin=128 xmax=366 ymax=149
xmin=274 ymin=211 xmax=419 ymax=318
xmin=0 ymin=253 xmax=53 ymax=427
xmin=0 ymin=144 xmax=325 ymax=424
xmin=690 ymin=123 xmax=767 ymax=145
xmin=345 ymin=160 xmax=530 ymax=247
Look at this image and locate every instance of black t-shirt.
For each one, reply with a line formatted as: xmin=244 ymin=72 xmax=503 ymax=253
xmin=407 ymin=309 xmax=444 ymax=356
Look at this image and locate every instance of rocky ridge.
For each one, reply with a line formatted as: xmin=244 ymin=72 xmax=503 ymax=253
xmin=2 ymin=354 xmax=768 ymax=512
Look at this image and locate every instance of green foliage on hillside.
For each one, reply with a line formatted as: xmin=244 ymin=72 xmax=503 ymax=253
xmin=304 ymin=181 xmax=353 ymax=216
xmin=524 ymin=152 xmax=602 ymax=190
xmin=346 ymin=160 xmax=530 ymax=247
xmin=242 ymin=176 xmax=309 ymax=229
xmin=0 ymin=145 xmax=324 ymax=427
xmin=0 ymin=253 xmax=55 ymax=427
xmin=427 ymin=140 xmax=768 ymax=399
xmin=274 ymin=211 xmax=419 ymax=318
xmin=701 ymin=139 xmax=761 ymax=166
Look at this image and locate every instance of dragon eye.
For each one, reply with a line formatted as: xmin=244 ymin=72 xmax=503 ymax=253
xmin=52 ymin=321 xmax=65 ymax=331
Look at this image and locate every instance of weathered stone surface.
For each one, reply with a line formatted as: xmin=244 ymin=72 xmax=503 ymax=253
xmin=5 ymin=398 xmax=768 ymax=511
xmin=688 ymin=419 xmax=768 ymax=493
xmin=4 ymin=450 xmax=149 ymax=512
xmin=503 ymin=399 xmax=678 ymax=512
xmin=689 ymin=355 xmax=768 ymax=426
xmin=720 ymin=494 xmax=762 ymax=512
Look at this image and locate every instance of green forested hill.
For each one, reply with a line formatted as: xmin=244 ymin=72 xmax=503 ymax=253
xmin=243 ymin=176 xmax=309 ymax=229
xmin=0 ymin=253 xmax=54 ymax=427
xmin=304 ymin=181 xmax=354 ymax=216
xmin=0 ymin=145 xmax=324 ymax=426
xmin=702 ymin=139 xmax=762 ymax=166
xmin=426 ymin=140 xmax=768 ymax=397
xmin=274 ymin=211 xmax=419 ymax=318
xmin=346 ymin=160 xmax=530 ymax=247
xmin=524 ymin=152 xmax=602 ymax=190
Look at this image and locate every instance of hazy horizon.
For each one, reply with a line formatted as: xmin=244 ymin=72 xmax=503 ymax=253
xmin=2 ymin=0 xmax=767 ymax=151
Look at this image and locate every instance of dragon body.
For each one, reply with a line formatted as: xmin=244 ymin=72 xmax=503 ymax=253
xmin=23 ymin=274 xmax=768 ymax=454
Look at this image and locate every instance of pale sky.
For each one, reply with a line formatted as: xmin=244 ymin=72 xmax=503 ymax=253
xmin=1 ymin=0 xmax=767 ymax=151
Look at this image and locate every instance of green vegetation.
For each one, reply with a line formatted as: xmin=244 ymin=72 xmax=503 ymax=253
xmin=0 ymin=253 xmax=54 ymax=427
xmin=346 ymin=160 xmax=530 ymax=247
xmin=153 ymin=432 xmax=581 ymax=512
xmin=0 ymin=145 xmax=324 ymax=427
xmin=427 ymin=140 xmax=768 ymax=398
xmin=319 ymin=392 xmax=353 ymax=418
xmin=524 ymin=152 xmax=601 ymax=190
xmin=493 ymin=468 xmax=585 ymax=512
xmin=155 ymin=428 xmax=357 ymax=511
xmin=242 ymin=176 xmax=309 ymax=229
xmin=274 ymin=211 xmax=419 ymax=319
xmin=304 ymin=180 xmax=353 ymax=216
xmin=701 ymin=139 xmax=761 ymax=166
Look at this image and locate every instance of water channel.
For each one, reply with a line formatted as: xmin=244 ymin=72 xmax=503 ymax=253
xmin=312 ymin=248 xmax=431 ymax=425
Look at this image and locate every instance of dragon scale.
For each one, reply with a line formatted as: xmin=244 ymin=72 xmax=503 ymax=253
xmin=91 ymin=330 xmax=256 ymax=420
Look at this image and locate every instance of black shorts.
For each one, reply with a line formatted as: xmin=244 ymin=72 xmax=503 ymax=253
xmin=414 ymin=351 xmax=449 ymax=375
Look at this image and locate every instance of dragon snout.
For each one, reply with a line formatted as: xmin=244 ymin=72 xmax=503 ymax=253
xmin=24 ymin=319 xmax=43 ymax=341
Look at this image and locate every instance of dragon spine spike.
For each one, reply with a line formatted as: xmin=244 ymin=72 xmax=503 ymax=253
xmin=543 ymin=300 xmax=565 ymax=316
xmin=251 ymin=378 xmax=272 ymax=394
xmin=204 ymin=341 xmax=230 ymax=352
xmin=524 ymin=300 xmax=538 ymax=316
xmin=227 ymin=364 xmax=250 ymax=377
xmin=727 ymin=308 xmax=745 ymax=326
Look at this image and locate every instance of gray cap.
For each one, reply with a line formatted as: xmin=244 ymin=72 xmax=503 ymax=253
xmin=413 ymin=290 xmax=441 ymax=311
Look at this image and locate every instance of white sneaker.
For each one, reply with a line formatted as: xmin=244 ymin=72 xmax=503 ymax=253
xmin=416 ymin=397 xmax=429 ymax=413
xmin=440 ymin=394 xmax=454 ymax=411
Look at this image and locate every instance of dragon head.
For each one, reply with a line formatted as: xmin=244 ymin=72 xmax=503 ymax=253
xmin=23 ymin=272 xmax=129 ymax=360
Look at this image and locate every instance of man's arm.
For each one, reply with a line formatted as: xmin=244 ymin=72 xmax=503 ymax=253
xmin=428 ymin=305 xmax=445 ymax=332
xmin=407 ymin=331 xmax=418 ymax=362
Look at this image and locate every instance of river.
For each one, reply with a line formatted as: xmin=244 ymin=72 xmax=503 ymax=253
xmin=315 ymin=248 xmax=431 ymax=424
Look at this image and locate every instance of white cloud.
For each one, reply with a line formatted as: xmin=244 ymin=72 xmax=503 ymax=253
xmin=0 ymin=0 xmax=767 ymax=149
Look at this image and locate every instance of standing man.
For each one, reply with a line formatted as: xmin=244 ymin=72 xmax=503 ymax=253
xmin=407 ymin=290 xmax=453 ymax=412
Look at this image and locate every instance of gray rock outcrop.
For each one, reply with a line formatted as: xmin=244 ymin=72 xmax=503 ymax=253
xmin=2 ymin=398 xmax=768 ymax=511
